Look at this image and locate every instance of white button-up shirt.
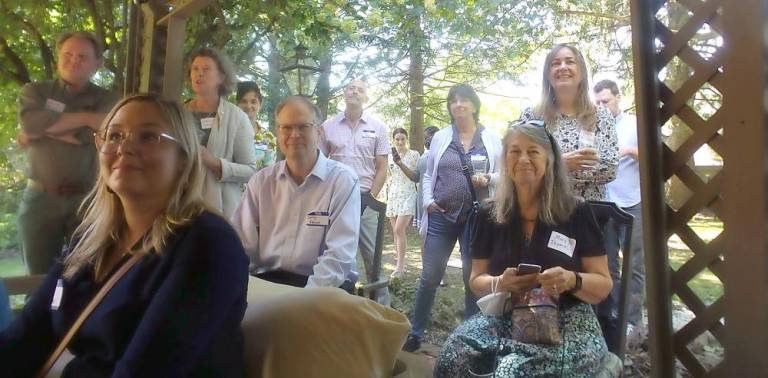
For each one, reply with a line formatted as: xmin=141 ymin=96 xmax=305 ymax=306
xmin=231 ymin=151 xmax=361 ymax=288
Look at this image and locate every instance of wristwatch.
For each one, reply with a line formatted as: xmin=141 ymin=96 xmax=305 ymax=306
xmin=567 ymin=271 xmax=582 ymax=294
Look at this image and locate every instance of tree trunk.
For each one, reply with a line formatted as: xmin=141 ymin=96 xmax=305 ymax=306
xmin=408 ymin=11 xmax=425 ymax=153
xmin=316 ymin=49 xmax=332 ymax=122
xmin=266 ymin=33 xmax=282 ymax=132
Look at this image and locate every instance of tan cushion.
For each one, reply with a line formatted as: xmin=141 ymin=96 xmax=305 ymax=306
xmin=242 ymin=277 xmax=410 ymax=378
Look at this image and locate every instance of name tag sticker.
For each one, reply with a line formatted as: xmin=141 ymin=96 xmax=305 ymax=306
xmin=306 ymin=211 xmax=330 ymax=226
xmin=51 ymin=279 xmax=63 ymax=310
xmin=547 ymin=231 xmax=576 ymax=257
xmin=362 ymin=130 xmax=376 ymax=138
xmin=201 ymin=117 xmax=215 ymax=130
xmin=45 ymin=99 xmax=66 ymax=113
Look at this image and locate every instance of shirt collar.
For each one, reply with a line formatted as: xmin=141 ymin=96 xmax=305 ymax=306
xmin=276 ymin=150 xmax=330 ymax=182
xmin=341 ymin=110 xmax=369 ymax=125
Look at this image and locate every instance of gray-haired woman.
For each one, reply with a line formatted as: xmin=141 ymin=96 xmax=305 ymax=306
xmin=435 ymin=122 xmax=620 ymax=377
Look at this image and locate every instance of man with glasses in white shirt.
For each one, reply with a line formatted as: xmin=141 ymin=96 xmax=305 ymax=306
xmin=232 ymin=96 xmax=360 ymax=290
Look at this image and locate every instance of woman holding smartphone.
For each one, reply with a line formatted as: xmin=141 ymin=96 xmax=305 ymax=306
xmin=435 ymin=122 xmax=617 ymax=377
xmin=386 ymin=127 xmax=419 ymax=279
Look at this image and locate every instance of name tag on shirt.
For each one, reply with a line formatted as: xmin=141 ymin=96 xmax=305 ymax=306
xmin=51 ymin=279 xmax=63 ymax=310
xmin=45 ymin=98 xmax=66 ymax=113
xmin=362 ymin=129 xmax=376 ymax=138
xmin=306 ymin=211 xmax=330 ymax=226
xmin=547 ymin=231 xmax=576 ymax=258
xmin=201 ymin=117 xmax=215 ymax=129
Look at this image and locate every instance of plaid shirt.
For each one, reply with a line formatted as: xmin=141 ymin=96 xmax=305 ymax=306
xmin=320 ymin=111 xmax=390 ymax=191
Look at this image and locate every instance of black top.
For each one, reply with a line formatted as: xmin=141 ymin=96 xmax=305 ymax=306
xmin=0 ymin=211 xmax=249 ymax=378
xmin=471 ymin=201 xmax=605 ymax=307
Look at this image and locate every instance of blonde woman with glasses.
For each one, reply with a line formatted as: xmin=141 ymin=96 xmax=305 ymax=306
xmin=0 ymin=94 xmax=249 ymax=377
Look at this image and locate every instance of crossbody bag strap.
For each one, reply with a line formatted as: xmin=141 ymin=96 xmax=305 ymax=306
xmin=36 ymin=251 xmax=145 ymax=378
xmin=450 ymin=140 xmax=478 ymax=205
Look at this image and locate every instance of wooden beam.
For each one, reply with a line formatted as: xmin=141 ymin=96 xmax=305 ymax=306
xmin=721 ymin=0 xmax=768 ymax=375
xmin=630 ymin=1 xmax=676 ymax=376
xmin=157 ymin=0 xmax=214 ymax=26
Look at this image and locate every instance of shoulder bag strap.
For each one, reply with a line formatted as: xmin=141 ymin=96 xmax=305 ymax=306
xmin=36 ymin=251 xmax=145 ymax=378
xmin=450 ymin=140 xmax=478 ymax=205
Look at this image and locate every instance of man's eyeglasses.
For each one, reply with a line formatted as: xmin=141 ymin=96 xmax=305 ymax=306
xmin=277 ymin=123 xmax=316 ymax=135
xmin=94 ymin=128 xmax=179 ymax=154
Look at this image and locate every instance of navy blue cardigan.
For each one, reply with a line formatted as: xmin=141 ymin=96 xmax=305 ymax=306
xmin=0 ymin=211 xmax=249 ymax=377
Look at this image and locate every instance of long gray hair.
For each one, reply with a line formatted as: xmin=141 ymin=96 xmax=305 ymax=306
xmin=532 ymin=44 xmax=597 ymax=131
xmin=491 ymin=122 xmax=579 ymax=225
xmin=63 ymin=94 xmax=207 ymax=279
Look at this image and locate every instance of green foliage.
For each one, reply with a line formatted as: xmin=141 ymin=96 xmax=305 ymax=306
xmin=0 ymin=0 xmax=636 ymax=252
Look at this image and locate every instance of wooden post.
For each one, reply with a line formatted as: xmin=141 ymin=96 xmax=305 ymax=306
xmin=630 ymin=1 xmax=676 ymax=376
xmin=722 ymin=0 xmax=768 ymax=375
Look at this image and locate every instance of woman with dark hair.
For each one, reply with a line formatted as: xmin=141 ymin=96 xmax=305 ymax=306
xmin=403 ymin=84 xmax=502 ymax=352
xmin=435 ymin=122 xmax=619 ymax=377
xmin=185 ymin=48 xmax=257 ymax=217
xmin=386 ymin=127 xmax=419 ymax=278
xmin=517 ymin=43 xmax=621 ymax=350
xmin=236 ymin=81 xmax=276 ymax=170
xmin=0 ymin=94 xmax=249 ymax=377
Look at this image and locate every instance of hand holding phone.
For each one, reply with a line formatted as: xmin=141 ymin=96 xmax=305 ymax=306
xmin=517 ymin=263 xmax=542 ymax=276
xmin=391 ymin=147 xmax=401 ymax=162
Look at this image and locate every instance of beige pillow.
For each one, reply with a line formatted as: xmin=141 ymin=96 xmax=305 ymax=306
xmin=242 ymin=277 xmax=410 ymax=378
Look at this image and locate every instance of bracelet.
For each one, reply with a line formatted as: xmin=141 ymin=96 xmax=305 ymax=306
xmin=566 ymin=271 xmax=582 ymax=294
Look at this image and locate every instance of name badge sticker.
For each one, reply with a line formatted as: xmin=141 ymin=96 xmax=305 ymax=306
xmin=306 ymin=211 xmax=330 ymax=226
xmin=51 ymin=279 xmax=63 ymax=310
xmin=201 ymin=117 xmax=215 ymax=130
xmin=45 ymin=99 xmax=66 ymax=113
xmin=547 ymin=231 xmax=576 ymax=258
xmin=362 ymin=129 xmax=377 ymax=138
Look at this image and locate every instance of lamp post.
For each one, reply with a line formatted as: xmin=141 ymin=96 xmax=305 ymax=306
xmin=280 ymin=43 xmax=321 ymax=97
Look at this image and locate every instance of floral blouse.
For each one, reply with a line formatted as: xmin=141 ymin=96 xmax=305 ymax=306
xmin=253 ymin=122 xmax=277 ymax=170
xmin=517 ymin=106 xmax=619 ymax=200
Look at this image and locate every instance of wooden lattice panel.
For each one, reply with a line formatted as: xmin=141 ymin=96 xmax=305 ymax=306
xmin=652 ymin=0 xmax=725 ymax=375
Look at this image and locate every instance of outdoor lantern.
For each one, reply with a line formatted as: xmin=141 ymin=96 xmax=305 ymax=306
xmin=280 ymin=43 xmax=321 ymax=97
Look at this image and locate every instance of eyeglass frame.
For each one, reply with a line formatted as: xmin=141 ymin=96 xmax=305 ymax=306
xmin=276 ymin=122 xmax=317 ymax=135
xmin=93 ymin=128 xmax=180 ymax=154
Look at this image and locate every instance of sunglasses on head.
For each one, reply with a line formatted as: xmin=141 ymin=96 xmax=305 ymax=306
xmin=509 ymin=119 xmax=547 ymax=129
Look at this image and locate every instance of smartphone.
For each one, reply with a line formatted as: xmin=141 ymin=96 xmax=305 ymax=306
xmin=517 ymin=263 xmax=542 ymax=275
xmin=391 ymin=147 xmax=400 ymax=161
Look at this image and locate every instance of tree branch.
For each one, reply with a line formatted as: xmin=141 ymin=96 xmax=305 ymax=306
xmin=0 ymin=36 xmax=31 ymax=84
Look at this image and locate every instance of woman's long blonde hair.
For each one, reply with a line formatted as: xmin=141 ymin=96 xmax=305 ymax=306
xmin=491 ymin=123 xmax=578 ymax=225
xmin=63 ymin=94 xmax=207 ymax=279
xmin=532 ymin=44 xmax=597 ymax=131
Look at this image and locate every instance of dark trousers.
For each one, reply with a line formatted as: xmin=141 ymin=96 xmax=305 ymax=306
xmin=597 ymin=219 xmax=622 ymax=353
xmin=254 ymin=270 xmax=355 ymax=294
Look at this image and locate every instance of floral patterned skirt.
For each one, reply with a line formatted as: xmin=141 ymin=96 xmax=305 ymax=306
xmin=435 ymin=302 xmax=620 ymax=377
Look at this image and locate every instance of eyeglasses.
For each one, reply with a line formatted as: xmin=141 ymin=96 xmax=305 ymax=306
xmin=277 ymin=123 xmax=316 ymax=135
xmin=94 ymin=128 xmax=179 ymax=154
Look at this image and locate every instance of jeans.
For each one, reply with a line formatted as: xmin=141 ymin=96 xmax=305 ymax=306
xmin=409 ymin=211 xmax=478 ymax=339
